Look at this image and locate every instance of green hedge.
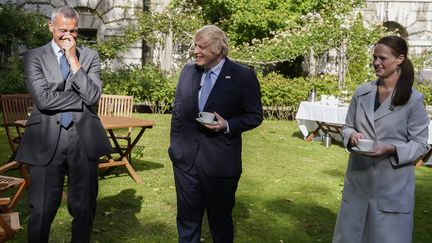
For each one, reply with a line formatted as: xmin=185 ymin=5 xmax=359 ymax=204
xmin=415 ymin=82 xmax=432 ymax=105
xmin=0 ymin=56 xmax=27 ymax=94
xmin=101 ymin=67 xmax=345 ymax=118
xmin=259 ymin=72 xmax=432 ymax=119
xmin=5 ymin=61 xmax=432 ymax=119
xmin=259 ymin=72 xmax=345 ymax=119
xmin=101 ymin=64 xmax=176 ymax=113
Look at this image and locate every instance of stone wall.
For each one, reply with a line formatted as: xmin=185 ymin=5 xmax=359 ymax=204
xmin=363 ymin=0 xmax=432 ymax=55
xmin=0 ymin=0 xmax=145 ymax=68
xmin=4 ymin=0 xmax=432 ymax=69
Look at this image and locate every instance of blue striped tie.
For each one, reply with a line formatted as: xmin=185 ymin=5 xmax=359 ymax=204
xmin=59 ymin=54 xmax=73 ymax=127
xmin=199 ymin=71 xmax=213 ymax=111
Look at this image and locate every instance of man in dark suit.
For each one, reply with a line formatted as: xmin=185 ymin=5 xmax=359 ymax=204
xmin=15 ymin=5 xmax=112 ymax=243
xmin=169 ymin=25 xmax=263 ymax=243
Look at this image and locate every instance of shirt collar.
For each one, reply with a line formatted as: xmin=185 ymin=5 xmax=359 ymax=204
xmin=207 ymin=58 xmax=226 ymax=76
xmin=51 ymin=40 xmax=63 ymax=57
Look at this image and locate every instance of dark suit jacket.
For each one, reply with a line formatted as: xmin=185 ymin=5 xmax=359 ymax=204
xmin=15 ymin=42 xmax=112 ymax=165
xmin=168 ymin=58 xmax=263 ymax=177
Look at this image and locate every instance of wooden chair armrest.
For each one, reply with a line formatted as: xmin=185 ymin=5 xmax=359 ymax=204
xmin=0 ymin=198 xmax=11 ymax=207
xmin=0 ymin=211 xmax=21 ymax=233
xmin=0 ymin=162 xmax=20 ymax=174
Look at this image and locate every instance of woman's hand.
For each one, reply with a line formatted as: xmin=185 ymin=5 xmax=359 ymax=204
xmin=349 ymin=132 xmax=364 ymax=147
xmin=366 ymin=144 xmax=396 ymax=157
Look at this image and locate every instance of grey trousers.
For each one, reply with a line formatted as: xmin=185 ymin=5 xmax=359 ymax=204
xmin=27 ymin=125 xmax=99 ymax=243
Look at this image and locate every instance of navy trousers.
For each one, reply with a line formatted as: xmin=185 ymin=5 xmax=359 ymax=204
xmin=173 ymin=158 xmax=240 ymax=243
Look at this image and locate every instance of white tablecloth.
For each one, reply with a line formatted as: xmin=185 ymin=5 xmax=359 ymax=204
xmin=295 ymin=101 xmax=349 ymax=140
xmin=429 ymin=123 xmax=432 ymax=144
xmin=296 ymin=101 xmax=432 ymax=144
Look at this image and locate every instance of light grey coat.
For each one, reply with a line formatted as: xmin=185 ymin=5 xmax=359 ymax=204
xmin=333 ymin=80 xmax=429 ymax=243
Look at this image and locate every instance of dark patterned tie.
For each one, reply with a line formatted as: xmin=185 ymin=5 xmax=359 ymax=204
xmin=199 ymin=71 xmax=213 ymax=111
xmin=59 ymin=53 xmax=73 ymax=127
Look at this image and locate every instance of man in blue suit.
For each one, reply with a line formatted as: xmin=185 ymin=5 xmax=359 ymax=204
xmin=168 ymin=25 xmax=263 ymax=243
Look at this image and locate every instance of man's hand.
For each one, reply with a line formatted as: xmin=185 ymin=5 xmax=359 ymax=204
xmin=60 ymin=33 xmax=81 ymax=72
xmin=203 ymin=112 xmax=227 ymax=133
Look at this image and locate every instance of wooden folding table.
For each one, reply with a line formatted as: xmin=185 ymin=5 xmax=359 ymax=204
xmin=295 ymin=101 xmax=348 ymax=142
xmin=98 ymin=116 xmax=155 ymax=184
xmin=14 ymin=116 xmax=155 ymax=184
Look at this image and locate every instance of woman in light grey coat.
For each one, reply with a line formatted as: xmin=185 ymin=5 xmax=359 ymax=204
xmin=333 ymin=36 xmax=429 ymax=243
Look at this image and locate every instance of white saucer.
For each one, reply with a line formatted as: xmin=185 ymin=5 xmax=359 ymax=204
xmin=351 ymin=147 xmax=373 ymax=155
xmin=196 ymin=118 xmax=218 ymax=125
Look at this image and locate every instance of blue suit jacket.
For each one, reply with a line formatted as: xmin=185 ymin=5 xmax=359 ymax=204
xmin=168 ymin=58 xmax=263 ymax=177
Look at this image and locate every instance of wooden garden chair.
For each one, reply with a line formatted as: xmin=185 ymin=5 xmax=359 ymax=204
xmin=0 ymin=200 xmax=20 ymax=242
xmin=0 ymin=164 xmax=28 ymax=242
xmin=0 ymin=94 xmax=33 ymax=162
xmin=0 ymin=94 xmax=32 ymax=213
xmin=98 ymin=94 xmax=134 ymax=161
xmin=0 ymin=162 xmax=30 ymax=211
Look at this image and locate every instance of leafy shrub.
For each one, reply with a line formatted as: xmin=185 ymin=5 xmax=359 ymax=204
xmin=415 ymin=82 xmax=432 ymax=105
xmin=258 ymin=70 xmax=432 ymax=120
xmin=148 ymin=74 xmax=177 ymax=113
xmin=0 ymin=4 xmax=50 ymax=94
xmin=101 ymin=65 xmax=176 ymax=113
xmin=0 ymin=4 xmax=50 ymax=65
xmin=0 ymin=56 xmax=27 ymax=94
xmin=259 ymin=72 xmax=339 ymax=119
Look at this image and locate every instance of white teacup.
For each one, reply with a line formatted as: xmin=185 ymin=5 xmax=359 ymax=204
xmin=198 ymin=112 xmax=215 ymax=123
xmin=327 ymin=95 xmax=337 ymax=106
xmin=357 ymin=139 xmax=375 ymax=151
xmin=320 ymin=95 xmax=329 ymax=104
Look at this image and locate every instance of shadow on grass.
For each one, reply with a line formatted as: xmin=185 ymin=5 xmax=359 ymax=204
xmin=92 ymin=188 xmax=174 ymax=242
xmin=291 ymin=131 xmax=305 ymax=140
xmin=8 ymin=188 xmax=176 ymax=242
xmin=324 ymin=168 xmax=346 ymax=178
xmin=131 ymin=159 xmax=165 ymax=171
xmin=290 ymin=130 xmax=346 ymax=148
xmin=413 ymin=170 xmax=432 ymax=242
xmin=132 ymin=145 xmax=147 ymax=158
xmin=98 ymin=159 xmax=164 ymax=181
xmin=233 ymin=196 xmax=337 ymax=242
xmin=331 ymin=140 xmax=344 ymax=147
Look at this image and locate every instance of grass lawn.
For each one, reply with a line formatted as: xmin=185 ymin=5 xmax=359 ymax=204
xmin=1 ymin=113 xmax=432 ymax=242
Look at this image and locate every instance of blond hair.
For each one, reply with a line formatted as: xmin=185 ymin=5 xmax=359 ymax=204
xmin=194 ymin=25 xmax=229 ymax=57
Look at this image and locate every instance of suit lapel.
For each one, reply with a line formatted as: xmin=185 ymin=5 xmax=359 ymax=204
xmin=204 ymin=59 xmax=232 ymax=110
xmin=374 ymin=94 xmax=401 ymax=121
xmin=76 ymin=47 xmax=82 ymax=62
xmin=192 ymin=65 xmax=203 ymax=112
xmin=358 ymin=82 xmax=376 ymax=134
xmin=42 ymin=43 xmax=64 ymax=89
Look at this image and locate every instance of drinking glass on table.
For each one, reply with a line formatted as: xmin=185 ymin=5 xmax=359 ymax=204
xmin=108 ymin=103 xmax=114 ymax=117
xmin=26 ymin=106 xmax=33 ymax=117
xmin=426 ymin=105 xmax=432 ymax=119
xmin=320 ymin=95 xmax=329 ymax=104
